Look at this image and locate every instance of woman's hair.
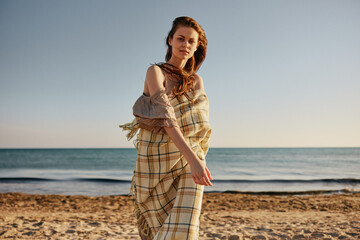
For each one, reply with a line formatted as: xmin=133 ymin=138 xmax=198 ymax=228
xmin=156 ymin=16 xmax=207 ymax=100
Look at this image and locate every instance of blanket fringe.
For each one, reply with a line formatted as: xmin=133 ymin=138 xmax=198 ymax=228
xmin=134 ymin=204 xmax=152 ymax=239
xmin=128 ymin=175 xmax=135 ymax=197
xmin=119 ymin=118 xmax=139 ymax=141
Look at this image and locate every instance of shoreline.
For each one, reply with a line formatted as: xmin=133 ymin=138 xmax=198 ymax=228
xmin=1 ymin=192 xmax=359 ymax=239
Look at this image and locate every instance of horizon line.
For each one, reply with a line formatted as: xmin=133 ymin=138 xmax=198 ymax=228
xmin=0 ymin=146 xmax=359 ymax=150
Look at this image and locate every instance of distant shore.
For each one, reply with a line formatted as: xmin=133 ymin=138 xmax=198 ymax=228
xmin=1 ymin=192 xmax=359 ymax=239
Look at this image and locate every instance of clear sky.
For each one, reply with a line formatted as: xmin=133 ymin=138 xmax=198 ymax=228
xmin=1 ymin=0 xmax=359 ymax=148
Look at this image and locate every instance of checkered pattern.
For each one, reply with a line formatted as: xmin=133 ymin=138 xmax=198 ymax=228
xmin=133 ymin=89 xmax=211 ymax=239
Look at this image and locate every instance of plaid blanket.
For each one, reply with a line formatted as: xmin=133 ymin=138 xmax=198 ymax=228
xmin=120 ymin=89 xmax=211 ymax=239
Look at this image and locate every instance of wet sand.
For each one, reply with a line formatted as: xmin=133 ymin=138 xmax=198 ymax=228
xmin=0 ymin=192 xmax=359 ymax=239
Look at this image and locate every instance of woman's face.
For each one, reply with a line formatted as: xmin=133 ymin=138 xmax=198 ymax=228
xmin=169 ymin=26 xmax=199 ymax=61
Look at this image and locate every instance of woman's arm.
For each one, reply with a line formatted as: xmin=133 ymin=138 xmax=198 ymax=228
xmin=164 ymin=126 xmax=213 ymax=186
xmin=145 ymin=66 xmax=213 ymax=186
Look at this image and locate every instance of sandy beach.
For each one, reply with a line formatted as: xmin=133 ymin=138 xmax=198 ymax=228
xmin=0 ymin=192 xmax=359 ymax=239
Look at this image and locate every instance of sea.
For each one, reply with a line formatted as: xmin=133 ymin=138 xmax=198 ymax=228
xmin=0 ymin=148 xmax=359 ymax=196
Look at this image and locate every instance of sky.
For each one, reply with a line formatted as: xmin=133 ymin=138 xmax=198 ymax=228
xmin=0 ymin=0 xmax=359 ymax=148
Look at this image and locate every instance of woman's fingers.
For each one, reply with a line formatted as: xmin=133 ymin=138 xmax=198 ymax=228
xmin=205 ymin=167 xmax=213 ymax=180
xmin=203 ymin=176 xmax=213 ymax=186
xmin=190 ymin=164 xmax=213 ymax=186
xmin=202 ymin=168 xmax=213 ymax=186
xmin=193 ymin=173 xmax=212 ymax=186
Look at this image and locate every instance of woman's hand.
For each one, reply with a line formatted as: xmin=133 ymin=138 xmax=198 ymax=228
xmin=188 ymin=157 xmax=213 ymax=186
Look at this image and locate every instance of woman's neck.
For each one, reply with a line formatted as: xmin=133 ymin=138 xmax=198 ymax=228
xmin=167 ymin=57 xmax=186 ymax=69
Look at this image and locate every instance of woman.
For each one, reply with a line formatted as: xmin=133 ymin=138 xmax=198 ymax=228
xmin=120 ymin=16 xmax=212 ymax=240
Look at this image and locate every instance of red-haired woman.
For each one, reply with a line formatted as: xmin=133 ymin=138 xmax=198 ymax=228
xmin=120 ymin=16 xmax=212 ymax=239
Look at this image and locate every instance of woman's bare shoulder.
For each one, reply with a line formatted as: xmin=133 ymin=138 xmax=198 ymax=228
xmin=147 ymin=65 xmax=166 ymax=81
xmin=145 ymin=65 xmax=166 ymax=96
xmin=147 ymin=64 xmax=162 ymax=73
xmin=193 ymin=73 xmax=204 ymax=90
